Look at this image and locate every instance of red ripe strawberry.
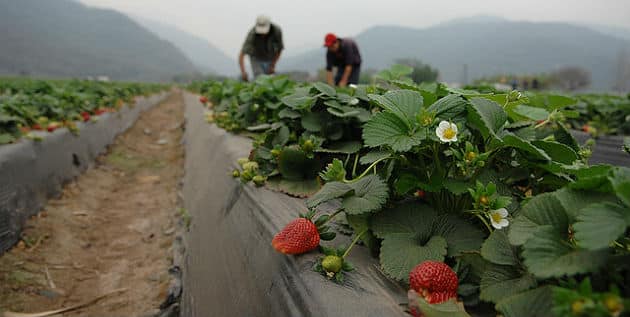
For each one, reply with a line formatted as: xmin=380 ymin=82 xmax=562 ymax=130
xmin=409 ymin=261 xmax=458 ymax=304
xmin=272 ymin=218 xmax=320 ymax=255
xmin=200 ymin=96 xmax=208 ymax=104
xmin=582 ymin=124 xmax=590 ymax=133
xmin=414 ymin=190 xmax=426 ymax=199
xmin=32 ymin=124 xmax=42 ymax=130
xmin=95 ymin=108 xmax=107 ymax=115
xmin=81 ymin=111 xmax=90 ymax=122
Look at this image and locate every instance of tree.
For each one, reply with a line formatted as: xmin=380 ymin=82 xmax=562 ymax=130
xmin=549 ymin=66 xmax=591 ymax=91
xmin=394 ymin=58 xmax=439 ymax=84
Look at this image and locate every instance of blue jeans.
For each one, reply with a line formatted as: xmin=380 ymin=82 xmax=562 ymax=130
xmin=334 ymin=64 xmax=361 ymax=85
xmin=251 ymin=58 xmax=272 ymax=77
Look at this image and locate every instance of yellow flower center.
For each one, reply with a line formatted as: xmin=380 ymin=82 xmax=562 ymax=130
xmin=422 ymin=116 xmax=432 ymax=126
xmin=465 ymin=151 xmax=476 ymax=161
xmin=491 ymin=212 xmax=503 ymax=223
xmin=443 ymin=127 xmax=456 ymax=139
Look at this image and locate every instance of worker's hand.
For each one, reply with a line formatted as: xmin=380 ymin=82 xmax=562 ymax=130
xmin=241 ymin=72 xmax=249 ymax=82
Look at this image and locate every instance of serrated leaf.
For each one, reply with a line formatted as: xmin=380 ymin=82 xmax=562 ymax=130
xmin=316 ymin=141 xmax=362 ymax=154
xmin=342 ymin=174 xmax=389 ymax=214
xmin=313 ymin=82 xmax=337 ymax=97
xmin=467 ymin=98 xmax=507 ymax=139
xmin=501 ymin=133 xmax=550 ymax=161
xmin=363 ymin=112 xmax=427 ymax=152
xmin=609 ymin=167 xmax=630 ymax=206
xmin=410 ymin=297 xmax=471 ymax=317
xmin=326 ymin=106 xmax=361 ymax=118
xmin=306 ymin=181 xmax=352 ymax=208
xmin=281 ymin=92 xmax=314 ymax=110
xmin=346 ymin=214 xmax=378 ymax=251
xmin=246 ymin=123 xmax=272 ymax=131
xmin=481 ymin=230 xmax=518 ymax=266
xmin=380 ymin=235 xmax=447 ymax=281
xmin=301 ymin=112 xmax=324 ymax=132
xmin=319 ymin=158 xmax=346 ymax=182
xmin=512 ymin=105 xmax=549 ymax=121
xmin=531 ymin=140 xmax=578 ymax=164
xmin=522 ymin=226 xmax=608 ymax=278
xmin=496 ymin=286 xmax=554 ymax=317
xmin=480 ymin=264 xmax=537 ymax=303
xmin=265 ymin=178 xmax=321 ymax=198
xmin=372 ymin=202 xmax=483 ymax=278
xmin=278 ymin=108 xmax=301 ymax=119
xmin=553 ymin=123 xmax=580 ymax=152
xmin=368 ymin=90 xmax=423 ymax=128
xmin=427 ymin=94 xmax=467 ymax=120
xmin=574 ymin=202 xmax=630 ymax=250
xmin=508 ymin=192 xmax=567 ymax=246
xmin=277 ymin=147 xmax=320 ymax=181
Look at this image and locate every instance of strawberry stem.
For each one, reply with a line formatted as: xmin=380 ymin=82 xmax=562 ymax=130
xmin=342 ymin=229 xmax=368 ymax=259
xmin=345 ymin=156 xmax=390 ymax=184
xmin=319 ymin=209 xmax=344 ymax=227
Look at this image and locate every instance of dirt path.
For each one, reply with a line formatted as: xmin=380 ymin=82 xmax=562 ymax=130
xmin=0 ymin=91 xmax=185 ymax=316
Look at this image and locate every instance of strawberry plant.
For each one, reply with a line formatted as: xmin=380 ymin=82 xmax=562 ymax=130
xmin=194 ymin=67 xmax=630 ymax=317
xmin=0 ymin=78 xmax=165 ymax=144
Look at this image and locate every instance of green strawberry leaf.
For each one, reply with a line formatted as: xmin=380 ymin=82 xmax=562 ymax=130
xmin=521 ymin=226 xmax=608 ymax=278
xmin=306 ymin=181 xmax=352 ymax=208
xmin=501 ymin=133 xmax=550 ymax=161
xmin=319 ymin=158 xmax=346 ymax=182
xmin=265 ymin=177 xmax=321 ymax=198
xmin=479 ymin=264 xmax=537 ymax=304
xmin=427 ymin=94 xmax=467 ymax=120
xmin=359 ymin=150 xmax=391 ymax=165
xmin=481 ymin=229 xmax=518 ymax=266
xmin=372 ymin=202 xmax=483 ymax=280
xmin=495 ymin=286 xmax=554 ymax=317
xmin=466 ymin=98 xmax=507 ymax=140
xmin=316 ymin=141 xmax=362 ymax=154
xmin=368 ymin=89 xmax=423 ymax=128
xmin=410 ymin=297 xmax=471 ymax=317
xmin=363 ymin=112 xmax=427 ymax=152
xmin=531 ymin=140 xmax=579 ymax=164
xmin=312 ymin=82 xmax=337 ymax=97
xmin=512 ymin=105 xmax=549 ymax=121
xmin=342 ymin=174 xmax=389 ymax=214
xmin=278 ymin=108 xmax=301 ymax=119
xmin=574 ymin=202 xmax=630 ymax=250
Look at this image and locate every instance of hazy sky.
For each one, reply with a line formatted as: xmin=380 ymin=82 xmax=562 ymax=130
xmin=78 ymin=0 xmax=630 ymax=58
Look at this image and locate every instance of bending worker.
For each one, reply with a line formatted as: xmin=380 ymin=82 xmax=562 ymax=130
xmin=239 ymin=15 xmax=284 ymax=81
xmin=324 ymin=33 xmax=362 ymax=87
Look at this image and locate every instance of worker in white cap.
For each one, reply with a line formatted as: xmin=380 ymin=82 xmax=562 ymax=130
xmin=239 ymin=15 xmax=284 ymax=81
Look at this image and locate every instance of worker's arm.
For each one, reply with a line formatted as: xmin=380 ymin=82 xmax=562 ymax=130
xmin=338 ymin=65 xmax=353 ymax=87
xmin=238 ymin=52 xmax=248 ymax=81
xmin=270 ymin=51 xmax=282 ymax=74
xmin=326 ymin=70 xmax=334 ymax=86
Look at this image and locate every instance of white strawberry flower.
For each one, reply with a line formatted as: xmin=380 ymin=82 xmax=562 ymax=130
xmin=490 ymin=208 xmax=509 ymax=229
xmin=435 ymin=121 xmax=458 ymax=143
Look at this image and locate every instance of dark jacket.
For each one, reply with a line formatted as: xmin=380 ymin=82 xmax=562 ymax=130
xmin=241 ymin=23 xmax=284 ymax=61
xmin=326 ymin=38 xmax=362 ymax=71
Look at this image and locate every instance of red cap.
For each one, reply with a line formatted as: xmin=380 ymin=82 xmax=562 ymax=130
xmin=324 ymin=33 xmax=337 ymax=47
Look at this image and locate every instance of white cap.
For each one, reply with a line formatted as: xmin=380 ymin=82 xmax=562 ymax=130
xmin=255 ymin=15 xmax=271 ymax=34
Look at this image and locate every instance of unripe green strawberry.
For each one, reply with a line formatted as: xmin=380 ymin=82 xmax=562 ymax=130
xmin=252 ymin=175 xmax=266 ymax=186
xmin=270 ymin=149 xmax=281 ymax=157
xmin=301 ymin=139 xmax=314 ymax=152
xmin=322 ymin=255 xmax=343 ymax=274
xmin=240 ymin=170 xmax=254 ymax=182
xmin=242 ymin=161 xmax=259 ymax=172
xmin=237 ymin=158 xmax=249 ymax=167
xmin=232 ymin=169 xmax=240 ymax=178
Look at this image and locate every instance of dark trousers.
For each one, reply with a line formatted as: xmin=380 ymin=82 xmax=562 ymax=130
xmin=334 ymin=64 xmax=361 ymax=85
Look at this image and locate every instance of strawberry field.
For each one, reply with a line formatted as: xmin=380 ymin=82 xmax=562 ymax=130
xmin=192 ymin=66 xmax=630 ymax=317
xmin=0 ymin=78 xmax=165 ymax=144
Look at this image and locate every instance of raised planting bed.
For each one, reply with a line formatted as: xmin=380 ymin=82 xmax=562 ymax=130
xmin=0 ymin=91 xmax=170 ymax=254
xmin=571 ymin=130 xmax=630 ymax=167
xmin=180 ymin=92 xmax=408 ymax=317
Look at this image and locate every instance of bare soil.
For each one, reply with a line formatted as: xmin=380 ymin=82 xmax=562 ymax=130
xmin=0 ymin=91 xmax=185 ymax=316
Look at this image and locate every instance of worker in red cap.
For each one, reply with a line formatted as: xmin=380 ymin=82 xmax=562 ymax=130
xmin=239 ymin=15 xmax=284 ymax=81
xmin=324 ymin=33 xmax=362 ymax=87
